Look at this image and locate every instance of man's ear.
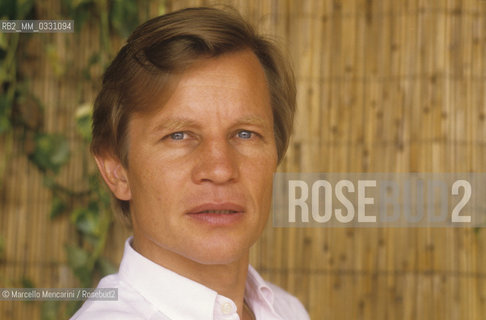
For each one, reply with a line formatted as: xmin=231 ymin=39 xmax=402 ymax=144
xmin=94 ymin=154 xmax=131 ymax=201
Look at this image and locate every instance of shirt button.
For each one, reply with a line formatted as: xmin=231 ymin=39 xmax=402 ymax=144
xmin=221 ymin=302 xmax=233 ymax=315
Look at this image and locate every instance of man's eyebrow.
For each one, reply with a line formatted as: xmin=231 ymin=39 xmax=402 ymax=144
xmin=151 ymin=118 xmax=201 ymax=134
xmin=234 ymin=115 xmax=272 ymax=129
xmin=150 ymin=115 xmax=272 ymax=134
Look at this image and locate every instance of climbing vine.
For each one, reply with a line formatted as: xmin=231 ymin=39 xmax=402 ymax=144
xmin=0 ymin=0 xmax=160 ymax=318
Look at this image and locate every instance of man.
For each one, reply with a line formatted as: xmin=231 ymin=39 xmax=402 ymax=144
xmin=72 ymin=7 xmax=309 ymax=320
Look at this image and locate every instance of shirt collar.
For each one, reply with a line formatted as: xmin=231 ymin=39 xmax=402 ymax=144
xmin=245 ymin=265 xmax=274 ymax=305
xmin=118 ymin=237 xmax=217 ymax=320
xmin=245 ymin=265 xmax=281 ymax=317
xmin=118 ymin=237 xmax=278 ymax=320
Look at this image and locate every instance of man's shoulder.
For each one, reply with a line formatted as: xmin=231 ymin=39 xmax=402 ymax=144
xmin=69 ymin=274 xmax=169 ymax=320
xmin=266 ymin=281 xmax=311 ymax=320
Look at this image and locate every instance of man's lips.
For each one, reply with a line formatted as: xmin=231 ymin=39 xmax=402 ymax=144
xmin=186 ymin=203 xmax=246 ymax=225
xmin=186 ymin=203 xmax=245 ymax=215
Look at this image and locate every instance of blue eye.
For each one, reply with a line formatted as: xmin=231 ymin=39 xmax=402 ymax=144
xmin=170 ymin=132 xmax=185 ymax=140
xmin=237 ymin=130 xmax=253 ymax=139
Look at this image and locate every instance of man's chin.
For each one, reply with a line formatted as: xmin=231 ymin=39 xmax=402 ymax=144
xmin=181 ymin=241 xmax=252 ymax=266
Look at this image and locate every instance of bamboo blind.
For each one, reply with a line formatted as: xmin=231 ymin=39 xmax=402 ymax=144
xmin=1 ymin=0 xmax=486 ymax=319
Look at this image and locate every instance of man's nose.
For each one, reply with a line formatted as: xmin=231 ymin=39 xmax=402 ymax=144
xmin=191 ymin=139 xmax=239 ymax=184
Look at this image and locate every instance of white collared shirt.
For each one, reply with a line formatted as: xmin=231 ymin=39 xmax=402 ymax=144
xmin=71 ymin=237 xmax=310 ymax=320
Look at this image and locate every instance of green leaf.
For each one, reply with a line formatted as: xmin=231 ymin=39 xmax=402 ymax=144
xmin=0 ymin=113 xmax=10 ymax=135
xmin=0 ymin=0 xmax=16 ymax=19
xmin=42 ymin=175 xmax=55 ymax=188
xmin=75 ymin=103 xmax=92 ymax=142
xmin=65 ymin=244 xmax=88 ymax=270
xmin=0 ymin=95 xmax=11 ymax=134
xmin=61 ymin=0 xmax=95 ymax=32
xmin=109 ymin=0 xmax=139 ymax=38
xmin=16 ymin=0 xmax=35 ymax=20
xmin=0 ymin=0 xmax=36 ymax=23
xmin=81 ymin=54 xmax=101 ymax=80
xmin=0 ymin=47 xmax=6 ymax=61
xmin=21 ymin=277 xmax=35 ymax=288
xmin=65 ymin=244 xmax=92 ymax=285
xmin=0 ymin=33 xmax=8 ymax=51
xmin=71 ymin=207 xmax=100 ymax=236
xmin=97 ymin=257 xmax=116 ymax=276
xmin=41 ymin=301 xmax=60 ymax=320
xmin=65 ymin=301 xmax=83 ymax=318
xmin=50 ymin=196 xmax=67 ymax=219
xmin=72 ymin=0 xmax=95 ymax=9
xmin=30 ymin=133 xmax=70 ymax=173
xmin=87 ymin=52 xmax=100 ymax=66
xmin=18 ymin=277 xmax=35 ymax=305
xmin=46 ymin=44 xmax=65 ymax=77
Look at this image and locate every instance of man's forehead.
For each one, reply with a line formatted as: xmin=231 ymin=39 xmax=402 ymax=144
xmin=133 ymin=50 xmax=269 ymax=116
xmin=177 ymin=50 xmax=267 ymax=89
xmin=128 ymin=49 xmax=273 ymax=134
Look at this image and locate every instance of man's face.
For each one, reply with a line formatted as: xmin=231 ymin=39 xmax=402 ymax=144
xmin=124 ymin=50 xmax=277 ymax=265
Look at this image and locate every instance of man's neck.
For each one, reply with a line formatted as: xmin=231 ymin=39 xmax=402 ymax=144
xmin=132 ymin=236 xmax=250 ymax=319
